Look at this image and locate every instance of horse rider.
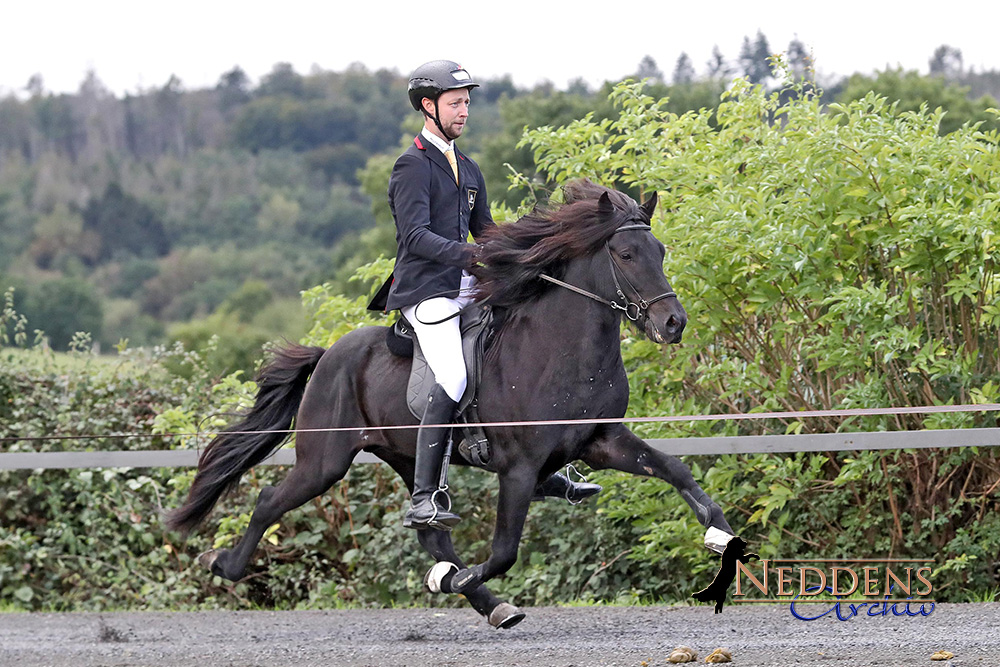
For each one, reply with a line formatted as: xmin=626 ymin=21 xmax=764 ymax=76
xmin=380 ymin=59 xmax=601 ymax=531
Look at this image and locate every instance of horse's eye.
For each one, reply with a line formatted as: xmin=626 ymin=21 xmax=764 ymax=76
xmin=619 ymin=251 xmax=632 ymax=262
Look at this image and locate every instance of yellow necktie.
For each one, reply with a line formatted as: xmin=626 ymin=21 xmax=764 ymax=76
xmin=444 ymin=147 xmax=459 ymax=184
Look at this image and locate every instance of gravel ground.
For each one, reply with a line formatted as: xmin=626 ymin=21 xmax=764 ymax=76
xmin=1 ymin=603 xmax=997 ymax=667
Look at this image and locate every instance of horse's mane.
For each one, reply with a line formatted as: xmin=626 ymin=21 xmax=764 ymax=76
xmin=474 ymin=179 xmax=649 ymax=307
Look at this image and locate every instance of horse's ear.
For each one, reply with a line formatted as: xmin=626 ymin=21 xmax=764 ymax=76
xmin=598 ymin=192 xmax=615 ymax=220
xmin=641 ymin=191 xmax=658 ymax=220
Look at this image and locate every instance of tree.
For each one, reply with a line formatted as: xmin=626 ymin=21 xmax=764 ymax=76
xmin=81 ymin=183 xmax=170 ymax=263
xmin=929 ymin=45 xmax=963 ymax=78
xmin=24 ymin=278 xmax=103 ymax=350
xmin=672 ymin=52 xmax=696 ymax=85
xmin=258 ymin=62 xmax=306 ymax=99
xmin=32 ymin=94 xmax=79 ymax=160
xmin=479 ymin=89 xmax=614 ymax=208
xmin=516 ymin=78 xmax=1000 ymax=591
xmin=566 ymin=78 xmax=591 ymax=96
xmin=0 ymin=96 xmax=32 ymax=160
xmin=77 ymin=69 xmax=109 ymax=99
xmin=481 ymin=75 xmax=519 ymax=103
xmin=220 ymin=280 xmax=274 ymax=323
xmin=786 ymin=37 xmax=811 ymax=80
xmin=217 ymin=66 xmax=252 ymax=112
xmin=25 ymin=74 xmax=44 ymax=97
xmin=27 ymin=203 xmax=88 ymax=270
xmin=706 ymin=45 xmax=731 ymax=80
xmin=635 ymin=55 xmax=664 ymax=83
xmin=154 ymin=75 xmax=187 ymax=156
xmin=304 ymin=143 xmax=368 ymax=184
xmin=739 ymin=31 xmax=772 ymax=84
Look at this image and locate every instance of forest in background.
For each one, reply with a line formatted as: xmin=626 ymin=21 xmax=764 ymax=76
xmin=2 ymin=34 xmax=999 ymax=377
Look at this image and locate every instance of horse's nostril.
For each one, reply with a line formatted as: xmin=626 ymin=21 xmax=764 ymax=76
xmin=666 ymin=315 xmax=679 ymax=331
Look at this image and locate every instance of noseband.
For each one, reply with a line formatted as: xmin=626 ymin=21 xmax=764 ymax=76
xmin=539 ymin=223 xmax=677 ymax=321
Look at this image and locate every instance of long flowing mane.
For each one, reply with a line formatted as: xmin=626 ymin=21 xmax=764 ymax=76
xmin=474 ymin=180 xmax=649 ymax=307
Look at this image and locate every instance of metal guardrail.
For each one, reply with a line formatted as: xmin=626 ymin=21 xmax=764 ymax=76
xmin=2 ymin=428 xmax=998 ymax=471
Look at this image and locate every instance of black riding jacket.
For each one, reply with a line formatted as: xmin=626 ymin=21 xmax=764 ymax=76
xmin=383 ymin=135 xmax=494 ymax=311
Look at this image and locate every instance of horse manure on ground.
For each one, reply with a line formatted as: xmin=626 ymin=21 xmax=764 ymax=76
xmin=704 ymin=647 xmax=733 ymax=663
xmin=664 ymin=646 xmax=732 ymax=664
xmin=931 ymin=650 xmax=955 ymax=661
xmin=667 ymin=645 xmax=697 ymax=663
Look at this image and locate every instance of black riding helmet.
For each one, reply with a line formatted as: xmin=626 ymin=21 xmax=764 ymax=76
xmin=408 ymin=60 xmax=479 ymax=140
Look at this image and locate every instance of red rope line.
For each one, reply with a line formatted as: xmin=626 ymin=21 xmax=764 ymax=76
xmin=2 ymin=403 xmax=998 ymax=444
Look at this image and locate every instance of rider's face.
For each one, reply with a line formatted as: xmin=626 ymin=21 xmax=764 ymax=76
xmin=423 ymin=88 xmax=470 ymax=140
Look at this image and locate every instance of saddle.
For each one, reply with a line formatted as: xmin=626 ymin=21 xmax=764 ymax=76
xmin=385 ymin=304 xmax=505 ymax=470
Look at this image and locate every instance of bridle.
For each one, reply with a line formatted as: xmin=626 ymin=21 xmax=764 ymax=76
xmin=539 ymin=223 xmax=677 ymax=321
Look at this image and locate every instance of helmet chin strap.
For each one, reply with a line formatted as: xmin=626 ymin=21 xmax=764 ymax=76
xmin=424 ymin=98 xmax=458 ymax=142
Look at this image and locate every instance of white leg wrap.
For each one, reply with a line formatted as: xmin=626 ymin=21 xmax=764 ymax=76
xmin=424 ymin=561 xmax=459 ymax=594
xmin=704 ymin=526 xmax=736 ymax=554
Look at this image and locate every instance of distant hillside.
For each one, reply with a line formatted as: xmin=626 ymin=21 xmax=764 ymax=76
xmin=1 ymin=42 xmax=996 ymax=371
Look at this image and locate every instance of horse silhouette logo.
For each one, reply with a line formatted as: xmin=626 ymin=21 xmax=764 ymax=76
xmin=693 ymin=536 xmax=759 ymax=613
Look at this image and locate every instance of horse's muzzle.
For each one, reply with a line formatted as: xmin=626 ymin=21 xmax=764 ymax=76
xmin=646 ymin=301 xmax=687 ymax=344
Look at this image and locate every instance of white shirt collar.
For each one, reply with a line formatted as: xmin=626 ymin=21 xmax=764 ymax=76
xmin=421 ymin=127 xmax=454 ymax=155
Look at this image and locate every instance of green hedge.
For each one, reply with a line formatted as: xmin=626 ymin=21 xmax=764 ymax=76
xmin=0 ymin=308 xmax=675 ymax=611
xmin=517 ymin=70 xmax=1000 ymax=597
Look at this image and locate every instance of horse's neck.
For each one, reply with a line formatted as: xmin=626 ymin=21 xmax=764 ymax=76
xmin=517 ymin=264 xmax=624 ymax=371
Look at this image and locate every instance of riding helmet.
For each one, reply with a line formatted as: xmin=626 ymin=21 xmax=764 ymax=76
xmin=407 ymin=60 xmax=480 ymax=111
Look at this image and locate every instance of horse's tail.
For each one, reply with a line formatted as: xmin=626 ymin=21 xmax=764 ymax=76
xmin=166 ymin=342 xmax=327 ymax=534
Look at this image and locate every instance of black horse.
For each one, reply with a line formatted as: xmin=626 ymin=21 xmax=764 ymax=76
xmin=168 ymin=179 xmax=734 ymax=628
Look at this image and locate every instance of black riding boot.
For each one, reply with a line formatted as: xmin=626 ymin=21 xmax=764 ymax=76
xmin=533 ymin=472 xmax=602 ymax=503
xmin=403 ymin=384 xmax=462 ymax=531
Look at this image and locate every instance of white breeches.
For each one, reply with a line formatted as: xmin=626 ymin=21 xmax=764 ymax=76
xmin=401 ymin=273 xmax=476 ymax=403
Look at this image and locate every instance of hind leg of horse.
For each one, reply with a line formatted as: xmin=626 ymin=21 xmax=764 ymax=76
xmin=581 ymin=424 xmax=733 ymax=534
xmin=206 ymin=434 xmax=358 ymax=582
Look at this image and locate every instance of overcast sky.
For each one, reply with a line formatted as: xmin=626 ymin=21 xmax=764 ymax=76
xmin=3 ymin=1 xmax=998 ymax=97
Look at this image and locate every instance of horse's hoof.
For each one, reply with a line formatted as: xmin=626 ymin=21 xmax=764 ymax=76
xmin=198 ymin=549 xmax=238 ymax=580
xmin=488 ymin=603 xmax=525 ymax=630
xmin=424 ymin=561 xmax=458 ymax=594
xmin=197 ymin=549 xmax=221 ymax=571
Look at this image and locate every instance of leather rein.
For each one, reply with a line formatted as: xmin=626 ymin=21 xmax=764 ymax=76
xmin=538 ymin=223 xmax=677 ymax=322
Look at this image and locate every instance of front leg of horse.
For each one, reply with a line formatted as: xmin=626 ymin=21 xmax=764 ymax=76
xmin=417 ymin=530 xmax=525 ymax=629
xmin=430 ymin=468 xmax=537 ymax=597
xmin=582 ymin=425 xmax=733 ymax=538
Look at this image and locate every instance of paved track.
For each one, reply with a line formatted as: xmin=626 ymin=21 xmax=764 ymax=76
xmin=1 ymin=603 xmax=997 ymax=666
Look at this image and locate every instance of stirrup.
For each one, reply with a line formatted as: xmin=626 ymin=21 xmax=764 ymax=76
xmin=562 ymin=464 xmax=591 ymax=505
xmin=534 ymin=465 xmax=602 ymax=504
xmin=403 ymin=488 xmax=461 ymax=530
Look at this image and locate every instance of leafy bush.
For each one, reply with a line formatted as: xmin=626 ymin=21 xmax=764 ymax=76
xmin=518 ymin=71 xmax=1000 ymax=596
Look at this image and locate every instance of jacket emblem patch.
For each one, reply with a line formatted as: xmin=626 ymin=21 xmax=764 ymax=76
xmin=467 ymin=187 xmax=478 ymax=209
